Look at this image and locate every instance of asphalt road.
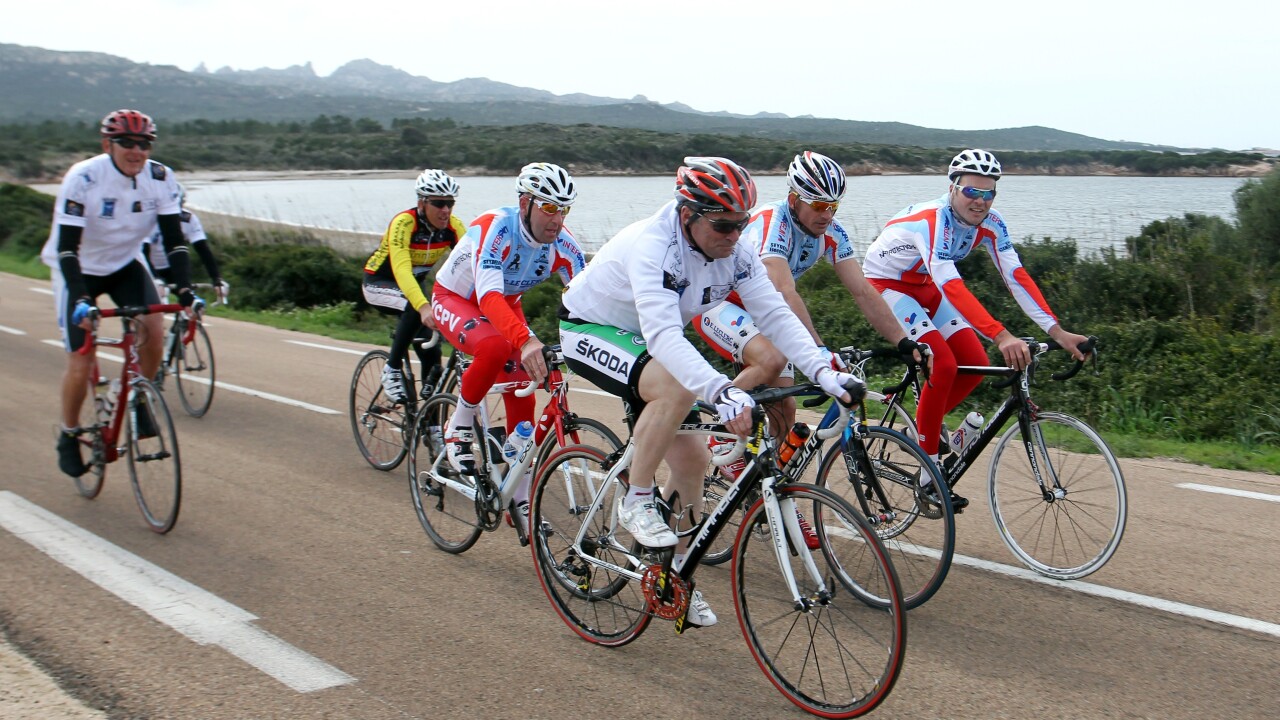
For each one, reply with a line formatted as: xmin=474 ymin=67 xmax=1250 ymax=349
xmin=1 ymin=271 xmax=1276 ymax=719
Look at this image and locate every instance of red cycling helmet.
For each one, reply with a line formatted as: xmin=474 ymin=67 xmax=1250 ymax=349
xmin=100 ymin=109 xmax=157 ymax=140
xmin=675 ymin=156 xmax=757 ymax=213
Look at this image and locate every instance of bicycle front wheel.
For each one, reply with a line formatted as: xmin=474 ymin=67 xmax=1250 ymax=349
xmin=533 ymin=415 xmax=623 ymax=470
xmin=127 ymin=379 xmax=182 ymax=533
xmin=174 ymin=321 xmax=216 ymax=417
xmin=818 ymin=426 xmax=955 ymax=609
xmin=407 ymin=393 xmax=483 ymax=553
xmin=349 ymin=350 xmax=410 ymax=471
xmin=733 ymin=483 xmax=906 ymax=718
xmin=530 ymin=444 xmax=650 ymax=647
xmin=988 ymin=412 xmax=1127 ymax=579
xmin=74 ymin=389 xmax=107 ymax=498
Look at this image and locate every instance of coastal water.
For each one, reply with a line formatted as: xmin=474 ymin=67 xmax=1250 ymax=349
xmin=186 ymin=174 xmax=1248 ymax=255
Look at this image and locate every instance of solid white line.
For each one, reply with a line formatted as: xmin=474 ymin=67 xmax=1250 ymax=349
xmin=285 ymin=340 xmax=368 ymax=356
xmin=0 ymin=324 xmax=27 ymax=335
xmin=40 ymin=340 xmax=339 ymax=415
xmin=29 ymin=287 xmax=54 ymax=296
xmin=0 ymin=492 xmax=356 ymax=692
xmin=1176 ymin=482 xmax=1280 ymax=503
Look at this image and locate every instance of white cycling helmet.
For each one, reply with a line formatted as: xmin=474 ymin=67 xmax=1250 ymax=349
xmin=415 ymin=169 xmax=460 ymax=198
xmin=948 ymin=149 xmax=1002 ymax=181
xmin=516 ymin=162 xmax=577 ymax=205
xmin=787 ymin=151 xmax=846 ymax=203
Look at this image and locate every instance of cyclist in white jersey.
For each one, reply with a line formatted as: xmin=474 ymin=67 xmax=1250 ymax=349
xmin=142 ymin=183 xmax=229 ymax=302
xmin=560 ymin=157 xmax=863 ymax=627
xmin=431 ymin=163 xmax=586 ymax=522
xmin=40 ymin=109 xmax=201 ymax=478
xmin=695 ymin=151 xmax=928 ymax=436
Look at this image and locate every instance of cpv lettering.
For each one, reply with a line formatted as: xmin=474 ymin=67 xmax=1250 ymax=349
xmin=433 ymin=304 xmax=463 ymax=333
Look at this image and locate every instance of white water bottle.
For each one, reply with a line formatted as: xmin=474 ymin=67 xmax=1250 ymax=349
xmin=949 ymin=412 xmax=983 ymax=456
xmin=502 ymin=421 xmax=535 ymax=462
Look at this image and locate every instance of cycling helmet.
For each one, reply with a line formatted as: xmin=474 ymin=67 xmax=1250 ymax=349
xmin=415 ymin=169 xmax=460 ymax=198
xmin=516 ymin=162 xmax=577 ymax=205
xmin=100 ymin=109 xmax=157 ymax=140
xmin=787 ymin=151 xmax=846 ymax=202
xmin=948 ymin=149 xmax=1002 ymax=181
xmin=675 ymin=156 xmax=757 ymax=213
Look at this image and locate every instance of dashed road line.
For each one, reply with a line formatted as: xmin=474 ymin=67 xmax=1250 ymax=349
xmin=1177 ymin=482 xmax=1280 ymax=503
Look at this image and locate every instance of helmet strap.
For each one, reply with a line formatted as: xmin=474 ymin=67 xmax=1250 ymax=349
xmin=787 ymin=194 xmax=822 ymax=239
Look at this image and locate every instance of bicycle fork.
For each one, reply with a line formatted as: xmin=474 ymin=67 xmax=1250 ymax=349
xmin=760 ymin=477 xmax=834 ymax=613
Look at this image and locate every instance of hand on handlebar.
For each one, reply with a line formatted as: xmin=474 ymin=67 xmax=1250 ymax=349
xmin=1049 ymin=326 xmax=1091 ymax=363
xmin=71 ymin=299 xmax=97 ymax=329
xmin=520 ymin=336 xmax=548 ymax=385
xmin=714 ymin=385 xmax=755 ymax=436
xmin=816 ymin=367 xmax=865 ymax=407
xmin=215 ymin=280 xmax=231 ymax=304
xmin=897 ymin=337 xmax=933 ymax=379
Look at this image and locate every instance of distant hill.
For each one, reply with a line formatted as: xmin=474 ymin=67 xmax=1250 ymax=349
xmin=0 ymin=42 xmax=1180 ymax=152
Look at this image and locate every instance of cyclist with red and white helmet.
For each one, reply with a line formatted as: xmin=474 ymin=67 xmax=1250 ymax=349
xmin=40 ymin=108 xmax=201 ymax=478
xmin=695 ymin=150 xmax=928 ymax=438
xmin=559 ymin=156 xmax=862 ymax=628
xmin=430 ymin=162 xmax=586 ymax=523
xmin=363 ymin=169 xmax=467 ymax=403
xmin=863 ymin=148 xmax=1089 ymax=510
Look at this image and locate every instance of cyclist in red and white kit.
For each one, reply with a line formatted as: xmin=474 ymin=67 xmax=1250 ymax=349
xmin=430 ymin=162 xmax=586 ymax=519
xmin=863 ymin=149 xmax=1088 ymax=510
xmin=41 ymin=109 xmax=201 ymax=478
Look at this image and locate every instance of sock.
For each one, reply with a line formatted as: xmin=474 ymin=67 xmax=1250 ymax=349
xmin=515 ymin=470 xmax=532 ymax=506
xmin=624 ymin=485 xmax=654 ymax=508
xmin=920 ymin=455 xmax=939 ymax=487
xmin=449 ymin=399 xmax=479 ymax=433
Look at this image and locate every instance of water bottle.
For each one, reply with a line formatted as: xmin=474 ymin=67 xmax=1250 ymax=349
xmin=104 ymin=378 xmax=121 ymax=414
xmin=948 ymin=412 xmax=984 ymax=456
xmin=777 ymin=422 xmax=811 ymax=467
xmin=707 ymin=435 xmax=746 ymax=480
xmin=502 ymin=421 xmax=535 ymax=463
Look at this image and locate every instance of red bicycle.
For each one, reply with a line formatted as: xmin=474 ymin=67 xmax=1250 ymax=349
xmin=72 ymin=303 xmax=185 ymax=533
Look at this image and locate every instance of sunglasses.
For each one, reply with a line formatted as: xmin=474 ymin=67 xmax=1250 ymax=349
xmin=701 ymin=215 xmax=750 ymax=234
xmin=424 ymin=198 xmax=455 ymax=209
xmin=800 ymin=197 xmax=840 ymax=213
xmin=534 ymin=200 xmax=571 ymax=216
xmin=954 ymin=184 xmax=997 ymax=201
xmin=111 ymin=137 xmax=153 ymax=150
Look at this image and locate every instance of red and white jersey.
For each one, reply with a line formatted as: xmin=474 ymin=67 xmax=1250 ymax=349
xmin=862 ymin=194 xmax=1057 ymax=338
xmin=434 ymin=205 xmax=584 ymax=302
xmin=746 ymin=199 xmax=857 ymax=279
xmin=41 ymin=154 xmax=181 ymax=276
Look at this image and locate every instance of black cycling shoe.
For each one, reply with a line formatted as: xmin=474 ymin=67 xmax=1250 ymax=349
xmin=133 ymin=403 xmax=157 ymax=439
xmin=57 ymin=431 xmax=88 ymax=478
xmin=949 ymin=491 xmax=969 ymax=514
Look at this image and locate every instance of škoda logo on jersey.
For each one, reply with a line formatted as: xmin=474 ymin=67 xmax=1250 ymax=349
xmin=574 ymin=338 xmax=630 ymax=376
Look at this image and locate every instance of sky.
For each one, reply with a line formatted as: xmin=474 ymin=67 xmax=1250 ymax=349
xmin=5 ymin=0 xmax=1278 ymax=150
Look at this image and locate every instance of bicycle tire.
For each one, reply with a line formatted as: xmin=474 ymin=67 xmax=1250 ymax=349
xmin=533 ymin=416 xmax=623 ymax=470
xmin=174 ymin=320 xmax=216 ymax=417
xmin=127 ymin=379 xmax=182 ymax=534
xmin=818 ymin=426 xmax=955 ymax=610
xmin=349 ymin=350 xmax=411 ymax=471
xmin=988 ymin=412 xmax=1127 ymax=579
xmin=73 ymin=387 xmax=108 ymax=498
xmin=407 ymin=393 xmax=485 ymax=553
xmin=733 ymin=483 xmax=906 ymax=718
xmin=868 ymin=390 xmax=919 ymax=441
xmin=530 ymin=444 xmax=651 ymax=647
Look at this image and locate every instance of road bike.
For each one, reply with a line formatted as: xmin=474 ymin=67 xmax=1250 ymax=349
xmin=407 ymin=346 xmax=622 ymax=553
xmin=152 ymin=283 xmax=222 ymax=417
xmin=529 ymin=383 xmax=906 ymax=718
xmin=867 ymin=336 xmax=1126 ymax=580
xmin=71 ymin=304 xmax=185 ymax=533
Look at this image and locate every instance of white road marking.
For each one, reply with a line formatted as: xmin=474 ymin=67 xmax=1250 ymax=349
xmin=1176 ymin=482 xmax=1280 ymax=503
xmin=29 ymin=287 xmax=54 ymax=296
xmin=0 ymin=492 xmax=356 ymax=693
xmin=0 ymin=324 xmax=27 ymax=335
xmin=41 ymin=340 xmax=339 ymax=415
xmin=285 ymin=340 xmax=368 ymax=356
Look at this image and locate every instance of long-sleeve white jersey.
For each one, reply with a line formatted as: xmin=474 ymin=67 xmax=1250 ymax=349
xmin=561 ymin=200 xmax=830 ymax=404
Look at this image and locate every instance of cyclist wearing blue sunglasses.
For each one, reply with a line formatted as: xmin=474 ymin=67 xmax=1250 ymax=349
xmin=862 ymin=149 xmax=1089 ymax=511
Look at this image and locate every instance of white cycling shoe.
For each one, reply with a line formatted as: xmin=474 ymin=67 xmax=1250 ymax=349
xmin=616 ymin=497 xmax=678 ymax=547
xmin=685 ymin=590 xmax=717 ymax=627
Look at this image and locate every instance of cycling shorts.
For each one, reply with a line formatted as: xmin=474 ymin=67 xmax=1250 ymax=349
xmin=362 ymin=274 xmax=418 ymax=317
xmin=874 ymin=282 xmax=972 ymax=341
xmin=559 ymin=315 xmax=652 ymax=413
xmin=53 ymin=260 xmax=160 ymax=352
xmin=694 ymin=300 xmax=794 ymax=379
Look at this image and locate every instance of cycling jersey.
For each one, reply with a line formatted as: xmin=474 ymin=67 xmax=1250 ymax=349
xmin=144 ymin=210 xmax=206 ymax=271
xmin=561 ymin=200 xmax=828 ymax=404
xmin=40 ymin=154 xmax=181 ymax=277
xmin=862 ymin=194 xmax=1057 ymax=339
xmin=363 ymin=209 xmax=466 ymax=311
xmin=749 ymin=199 xmax=857 ymax=279
xmin=434 ymin=206 xmax=583 ymax=348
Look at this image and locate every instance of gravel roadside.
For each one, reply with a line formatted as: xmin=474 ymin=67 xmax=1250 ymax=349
xmin=0 ymin=640 xmax=105 ymax=719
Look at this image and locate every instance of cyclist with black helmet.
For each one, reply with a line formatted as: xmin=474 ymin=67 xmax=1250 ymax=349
xmin=695 ymin=150 xmax=928 ymax=438
xmin=430 ymin=162 xmax=586 ymax=520
xmin=863 ymin=148 xmax=1089 ymax=510
xmin=559 ymin=156 xmax=863 ymax=627
xmin=363 ymin=169 xmax=467 ymax=402
xmin=40 ymin=108 xmax=201 ymax=478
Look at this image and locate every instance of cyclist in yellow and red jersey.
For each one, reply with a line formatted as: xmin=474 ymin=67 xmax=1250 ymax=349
xmin=362 ymin=169 xmax=467 ymax=403
xmin=863 ymin=149 xmax=1089 ymax=510
xmin=430 ymin=162 xmax=585 ymax=520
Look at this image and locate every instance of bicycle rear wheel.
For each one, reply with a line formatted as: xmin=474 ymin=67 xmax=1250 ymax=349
xmin=127 ymin=379 xmax=182 ymax=533
xmin=533 ymin=416 xmax=623 ymax=470
xmin=818 ymin=426 xmax=955 ymax=609
xmin=988 ymin=412 xmax=1127 ymax=579
xmin=349 ymin=350 xmax=411 ymax=471
xmin=174 ymin=320 xmax=216 ymax=417
xmin=530 ymin=444 xmax=651 ymax=647
xmin=407 ymin=394 xmax=484 ymax=553
xmin=733 ymin=483 xmax=906 ymax=718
